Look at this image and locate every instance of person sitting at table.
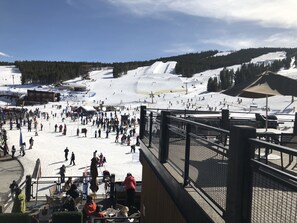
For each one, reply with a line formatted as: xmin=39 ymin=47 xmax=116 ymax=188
xmin=66 ymin=183 xmax=79 ymax=200
xmin=62 ymin=195 xmax=76 ymax=211
xmin=63 ymin=177 xmax=72 ymax=192
xmin=82 ymin=195 xmax=106 ymax=223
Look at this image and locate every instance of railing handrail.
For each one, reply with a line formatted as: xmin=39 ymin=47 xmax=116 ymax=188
xmin=251 ymin=159 xmax=297 ymax=184
xmin=2 ymin=176 xmax=29 ymax=213
xmin=141 ymin=106 xmax=297 ymax=223
xmin=249 ymin=138 xmax=297 ymax=156
xmin=31 ymin=175 xmax=100 ymax=179
xmin=168 ymin=115 xmax=230 ymax=134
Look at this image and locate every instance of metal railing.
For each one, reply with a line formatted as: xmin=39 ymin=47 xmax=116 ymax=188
xmin=29 ymin=175 xmax=109 ymax=202
xmin=167 ymin=115 xmax=229 ymax=215
xmin=139 ymin=106 xmax=297 ymax=223
xmin=140 ymin=106 xmax=230 ymax=217
xmin=1 ymin=176 xmax=28 ymax=213
xmin=142 ymin=109 xmax=162 ymax=157
xmin=249 ymin=139 xmax=297 ymax=223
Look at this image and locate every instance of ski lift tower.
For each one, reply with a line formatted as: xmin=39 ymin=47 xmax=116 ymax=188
xmin=182 ymin=81 xmax=189 ymax=95
xmin=180 ymin=75 xmax=190 ymax=95
xmin=185 ymin=82 xmax=188 ymax=95
xmin=149 ymin=91 xmax=155 ymax=104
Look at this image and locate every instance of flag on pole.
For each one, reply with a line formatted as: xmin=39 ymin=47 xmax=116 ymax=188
xmin=19 ymin=128 xmax=23 ymax=146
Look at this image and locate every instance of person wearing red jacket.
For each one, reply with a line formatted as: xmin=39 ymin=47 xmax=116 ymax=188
xmin=83 ymin=195 xmax=105 ymax=222
xmin=122 ymin=173 xmax=136 ymax=209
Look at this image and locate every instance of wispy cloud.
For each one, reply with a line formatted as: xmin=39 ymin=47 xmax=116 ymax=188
xmin=203 ymin=31 xmax=297 ymax=50
xmin=263 ymin=33 xmax=297 ymax=47
xmin=0 ymin=52 xmax=12 ymax=58
xmin=203 ymin=37 xmax=257 ymax=50
xmin=106 ymin=0 xmax=297 ymax=29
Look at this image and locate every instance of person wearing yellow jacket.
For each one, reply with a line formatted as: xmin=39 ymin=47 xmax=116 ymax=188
xmin=12 ymin=187 xmax=26 ymax=213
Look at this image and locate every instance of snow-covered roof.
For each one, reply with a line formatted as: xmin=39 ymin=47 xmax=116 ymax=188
xmin=78 ymin=105 xmax=96 ymax=112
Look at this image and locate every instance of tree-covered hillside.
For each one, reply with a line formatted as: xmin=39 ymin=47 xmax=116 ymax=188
xmin=112 ymin=47 xmax=297 ymax=79
xmin=2 ymin=47 xmax=297 ymax=86
xmin=15 ymin=61 xmax=110 ymax=84
xmin=206 ymin=48 xmax=296 ymax=92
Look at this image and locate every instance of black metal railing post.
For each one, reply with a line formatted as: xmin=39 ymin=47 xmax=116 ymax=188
xmin=148 ymin=112 xmax=153 ymax=147
xmin=109 ymin=173 xmax=116 ymax=207
xmin=225 ymin=125 xmax=256 ymax=223
xmin=25 ymin=175 xmax=32 ymax=202
xmin=294 ymin=112 xmax=297 ymax=134
xmin=183 ymin=123 xmax=191 ymax=186
xmin=139 ymin=106 xmax=146 ymax=140
xmin=222 ymin=109 xmax=230 ymax=130
xmin=159 ymin=111 xmax=170 ymax=163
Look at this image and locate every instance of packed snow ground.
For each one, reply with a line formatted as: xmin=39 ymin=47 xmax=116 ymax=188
xmin=5 ymin=106 xmax=141 ymax=196
xmin=2 ymin=50 xmax=297 ymax=196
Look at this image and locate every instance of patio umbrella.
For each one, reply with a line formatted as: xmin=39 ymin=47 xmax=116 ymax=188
xmin=90 ymin=157 xmax=98 ymax=179
xmin=89 ymin=157 xmax=99 ymax=193
xmin=223 ymin=71 xmax=297 ymax=130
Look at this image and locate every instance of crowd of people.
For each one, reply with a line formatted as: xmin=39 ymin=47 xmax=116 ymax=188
xmin=10 ymin=172 xmax=136 ymax=222
xmin=3 ymin=105 xmax=140 ymax=222
xmin=1 ymin=106 xmax=140 ymax=163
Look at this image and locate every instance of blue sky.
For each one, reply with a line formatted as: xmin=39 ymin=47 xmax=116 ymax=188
xmin=1 ymin=0 xmax=297 ymax=63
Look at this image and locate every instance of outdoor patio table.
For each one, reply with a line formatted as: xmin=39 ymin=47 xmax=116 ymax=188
xmin=103 ymin=207 xmax=120 ymax=217
xmin=256 ymin=128 xmax=282 ymax=163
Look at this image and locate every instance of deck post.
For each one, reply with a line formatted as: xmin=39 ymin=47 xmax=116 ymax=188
xmin=159 ymin=111 xmax=170 ymax=163
xmin=139 ymin=106 xmax=146 ymax=140
xmin=225 ymin=125 xmax=256 ymax=223
xmin=293 ymin=112 xmax=297 ymax=134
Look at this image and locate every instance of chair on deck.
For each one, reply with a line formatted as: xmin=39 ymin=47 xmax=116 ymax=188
xmin=45 ymin=195 xmax=61 ymax=210
xmin=280 ymin=133 xmax=297 ymax=169
xmin=214 ymin=133 xmax=228 ymax=159
xmin=74 ymin=195 xmax=83 ymax=206
xmin=48 ymin=184 xmax=58 ymax=196
xmin=255 ymin=113 xmax=278 ymax=129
